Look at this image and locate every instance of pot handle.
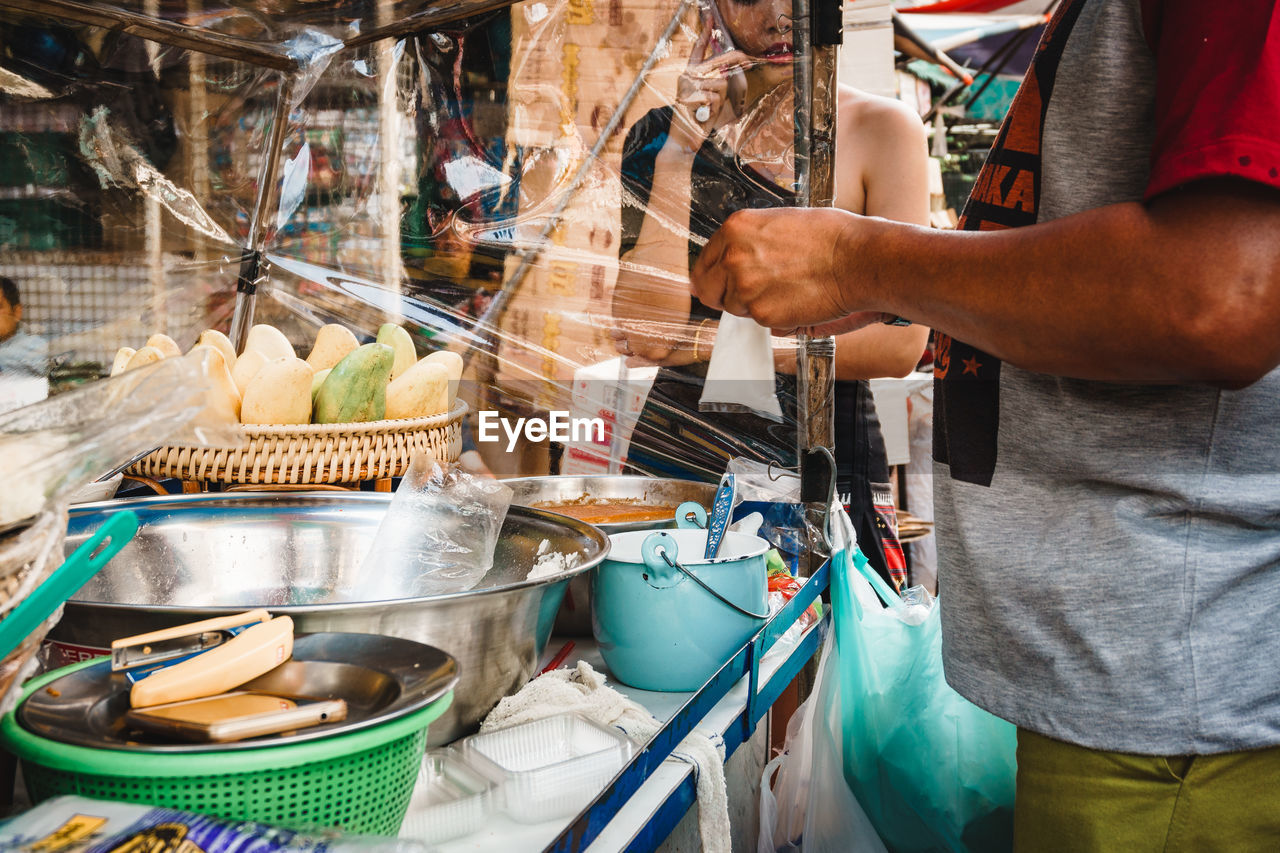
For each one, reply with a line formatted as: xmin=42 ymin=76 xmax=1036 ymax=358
xmin=641 ymin=532 xmax=683 ymax=588
xmin=675 ymin=501 xmax=707 ymax=529
xmin=641 ymin=532 xmax=770 ymax=621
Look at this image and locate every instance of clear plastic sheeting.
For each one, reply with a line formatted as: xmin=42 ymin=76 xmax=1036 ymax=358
xmin=0 ymin=351 xmax=239 ymax=529
xmin=0 ymin=0 xmax=819 ymax=484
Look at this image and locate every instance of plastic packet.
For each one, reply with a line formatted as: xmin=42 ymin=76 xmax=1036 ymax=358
xmin=766 ymin=548 xmax=821 ymax=648
xmin=728 ymin=457 xmax=801 ymax=503
xmin=725 ymin=457 xmax=808 ymax=572
xmin=893 ymin=585 xmax=935 ymax=627
xmin=359 ymin=453 xmax=513 ymax=598
xmin=0 ymin=795 xmax=435 ymax=853
xmin=0 ymin=351 xmax=241 ymax=529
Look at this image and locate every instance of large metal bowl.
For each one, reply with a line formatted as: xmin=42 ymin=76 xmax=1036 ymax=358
xmin=504 ymin=476 xmax=716 ymax=635
xmin=503 ymin=475 xmax=716 ymax=533
xmin=46 ymin=492 xmax=608 ymax=745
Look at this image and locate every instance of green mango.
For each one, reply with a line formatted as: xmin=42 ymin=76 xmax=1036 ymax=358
xmin=312 ymin=343 xmax=394 ymax=423
xmin=310 ymin=368 xmax=331 ymax=403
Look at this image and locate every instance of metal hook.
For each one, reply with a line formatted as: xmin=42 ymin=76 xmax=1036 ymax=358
xmin=799 ymin=446 xmax=838 ymax=552
xmin=766 ymin=459 xmax=800 ymax=482
xmin=776 ymin=13 xmax=793 ymax=35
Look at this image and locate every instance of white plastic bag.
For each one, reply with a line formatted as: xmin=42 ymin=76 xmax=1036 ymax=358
xmin=700 ymin=314 xmax=783 ymax=421
xmin=758 ymin=618 xmax=887 ymax=853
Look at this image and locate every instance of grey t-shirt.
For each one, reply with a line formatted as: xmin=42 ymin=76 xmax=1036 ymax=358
xmin=935 ymin=0 xmax=1280 ymax=755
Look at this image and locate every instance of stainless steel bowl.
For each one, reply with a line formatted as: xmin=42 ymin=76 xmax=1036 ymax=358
xmin=48 ymin=492 xmax=609 ymax=745
xmin=503 ymin=476 xmax=716 ymax=533
xmin=503 ymin=476 xmax=716 ymax=635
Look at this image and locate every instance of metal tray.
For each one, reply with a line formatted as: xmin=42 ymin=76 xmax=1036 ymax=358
xmin=503 ymin=476 xmax=715 ymax=533
xmin=19 ymin=632 xmax=457 ymax=752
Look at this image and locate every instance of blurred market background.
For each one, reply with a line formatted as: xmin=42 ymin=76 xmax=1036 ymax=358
xmin=0 ymin=0 xmax=1050 ymax=392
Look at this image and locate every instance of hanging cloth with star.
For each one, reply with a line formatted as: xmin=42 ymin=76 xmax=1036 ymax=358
xmin=933 ymin=0 xmax=1085 ymax=488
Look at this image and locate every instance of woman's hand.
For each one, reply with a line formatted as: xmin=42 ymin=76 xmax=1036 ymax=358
xmin=610 ymin=313 xmax=708 ymax=368
xmin=610 ymin=312 xmax=677 ymax=363
xmin=671 ymin=26 xmax=748 ymax=152
xmin=611 ymin=24 xmax=750 ymax=367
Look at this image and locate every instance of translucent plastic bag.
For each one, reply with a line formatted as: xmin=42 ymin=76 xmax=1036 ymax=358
xmin=0 ymin=350 xmax=241 ymax=529
xmin=830 ymin=509 xmax=1016 ymax=853
xmin=0 ymin=0 xmax=824 ymax=489
xmin=758 ymin=618 xmax=886 ymax=853
xmin=359 ymin=453 xmax=513 ymax=598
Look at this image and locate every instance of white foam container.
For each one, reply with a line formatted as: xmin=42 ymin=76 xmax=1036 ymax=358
xmin=400 ymin=747 xmax=496 ymax=844
xmin=459 ymin=714 xmax=634 ymax=823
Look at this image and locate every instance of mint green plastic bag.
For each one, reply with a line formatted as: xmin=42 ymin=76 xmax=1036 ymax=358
xmin=830 ymin=509 xmax=1017 ymax=852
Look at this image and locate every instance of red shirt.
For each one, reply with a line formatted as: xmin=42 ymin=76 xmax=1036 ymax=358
xmin=1142 ymin=0 xmax=1280 ymax=198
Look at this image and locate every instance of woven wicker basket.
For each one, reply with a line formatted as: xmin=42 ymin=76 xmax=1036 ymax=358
xmin=128 ymin=400 xmax=466 ymax=487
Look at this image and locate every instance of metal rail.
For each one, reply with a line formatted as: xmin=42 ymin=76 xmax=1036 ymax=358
xmin=0 ymin=0 xmax=299 ymax=70
xmin=546 ymin=558 xmax=830 ymax=852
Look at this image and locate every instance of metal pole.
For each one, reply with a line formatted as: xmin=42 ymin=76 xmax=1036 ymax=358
xmin=0 ymin=0 xmax=298 ymax=71
xmin=144 ymin=0 xmax=165 ymax=334
xmin=187 ymin=0 xmax=211 ymax=264
xmin=229 ymin=75 xmax=294 ymax=352
xmin=377 ymin=0 xmax=404 ymax=310
xmin=794 ymin=0 xmax=840 ymax=565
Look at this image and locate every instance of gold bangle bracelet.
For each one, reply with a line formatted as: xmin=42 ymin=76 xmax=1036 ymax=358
xmin=692 ymin=319 xmax=713 ymax=362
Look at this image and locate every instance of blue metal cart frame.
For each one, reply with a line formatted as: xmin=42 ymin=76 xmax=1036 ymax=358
xmin=547 ymin=557 xmax=831 ymax=852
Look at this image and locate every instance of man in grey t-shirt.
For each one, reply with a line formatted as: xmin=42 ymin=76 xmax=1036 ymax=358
xmin=691 ymin=0 xmax=1280 ymax=847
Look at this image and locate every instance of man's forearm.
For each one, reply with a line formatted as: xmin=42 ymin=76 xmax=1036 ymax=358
xmin=852 ymin=183 xmax=1280 ymax=387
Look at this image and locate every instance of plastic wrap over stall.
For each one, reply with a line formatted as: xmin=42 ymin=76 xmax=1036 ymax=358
xmin=0 ymin=0 xmax=827 ymax=486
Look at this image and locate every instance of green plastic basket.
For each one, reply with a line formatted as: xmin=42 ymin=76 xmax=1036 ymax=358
xmin=0 ymin=658 xmax=453 ymax=836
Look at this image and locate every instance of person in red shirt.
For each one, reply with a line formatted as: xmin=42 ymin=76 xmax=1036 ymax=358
xmin=692 ymin=0 xmax=1280 ymax=848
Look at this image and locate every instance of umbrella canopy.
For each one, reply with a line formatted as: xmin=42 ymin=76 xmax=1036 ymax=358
xmin=900 ymin=0 xmax=1046 ymax=13
xmin=898 ymin=12 xmax=1045 ymax=53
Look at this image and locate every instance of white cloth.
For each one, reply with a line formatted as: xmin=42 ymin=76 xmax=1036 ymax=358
xmin=482 ymin=661 xmax=731 ymax=853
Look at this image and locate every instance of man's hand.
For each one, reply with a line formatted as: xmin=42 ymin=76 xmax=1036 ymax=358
xmin=692 ymin=180 xmax=1280 ymax=387
xmin=690 ymin=207 xmax=889 ymax=335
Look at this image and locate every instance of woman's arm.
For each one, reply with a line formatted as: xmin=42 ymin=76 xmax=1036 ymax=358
xmin=777 ymin=91 xmax=932 ymax=378
xmin=612 ymin=34 xmax=750 ymax=364
xmin=613 ymin=139 xmax=699 ymax=363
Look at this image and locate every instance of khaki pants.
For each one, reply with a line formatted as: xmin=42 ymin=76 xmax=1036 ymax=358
xmin=1014 ymin=728 xmax=1280 ymax=852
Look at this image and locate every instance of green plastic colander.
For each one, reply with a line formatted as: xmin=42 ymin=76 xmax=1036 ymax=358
xmin=0 ymin=659 xmax=453 ymax=836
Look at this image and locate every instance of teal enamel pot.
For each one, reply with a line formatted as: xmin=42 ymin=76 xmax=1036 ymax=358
xmin=593 ymin=527 xmax=770 ymax=691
